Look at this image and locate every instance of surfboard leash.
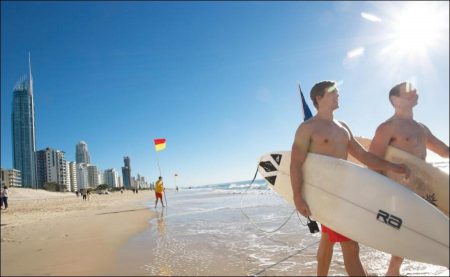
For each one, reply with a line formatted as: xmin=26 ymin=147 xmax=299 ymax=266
xmin=240 ymin=165 xmax=299 ymax=234
xmin=250 ymin=238 xmax=321 ymax=276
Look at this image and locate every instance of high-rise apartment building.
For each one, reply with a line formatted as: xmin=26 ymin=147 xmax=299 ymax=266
xmin=75 ymin=141 xmax=91 ymax=164
xmin=104 ymin=168 xmax=118 ymax=188
xmin=117 ymin=176 xmax=123 ymax=188
xmin=76 ymin=163 xmax=89 ymax=190
xmin=36 ymin=148 xmax=68 ymax=190
xmin=12 ymin=54 xmax=37 ymax=188
xmin=66 ymin=161 xmax=77 ymax=192
xmin=121 ymin=156 xmax=132 ymax=188
xmin=87 ymin=164 xmax=100 ymax=187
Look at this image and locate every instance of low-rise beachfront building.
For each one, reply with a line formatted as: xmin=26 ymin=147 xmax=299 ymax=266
xmin=36 ymin=147 xmax=68 ymax=190
xmin=1 ymin=168 xmax=22 ymax=187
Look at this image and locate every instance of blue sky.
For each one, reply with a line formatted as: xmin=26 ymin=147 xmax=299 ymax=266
xmin=1 ymin=1 xmax=448 ymax=187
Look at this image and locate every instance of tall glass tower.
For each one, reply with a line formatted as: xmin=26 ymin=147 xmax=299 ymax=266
xmin=75 ymin=141 xmax=91 ymax=164
xmin=121 ymin=156 xmax=132 ymax=188
xmin=12 ymin=53 xmax=37 ymax=188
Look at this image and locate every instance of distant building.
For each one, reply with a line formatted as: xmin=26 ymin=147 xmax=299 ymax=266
xmin=1 ymin=168 xmax=22 ymax=187
xmin=135 ymin=174 xmax=149 ymax=189
xmin=36 ymin=148 xmax=68 ymax=190
xmin=75 ymin=141 xmax=91 ymax=164
xmin=132 ymin=176 xmax=137 ymax=189
xmin=87 ymin=165 xmax=100 ymax=187
xmin=121 ymin=156 xmax=132 ymax=188
xmin=66 ymin=161 xmax=77 ymax=192
xmin=12 ymin=54 xmax=37 ymax=188
xmin=104 ymin=168 xmax=118 ymax=188
xmin=98 ymin=169 xmax=104 ymax=185
xmin=117 ymin=176 xmax=123 ymax=188
xmin=76 ymin=163 xmax=89 ymax=190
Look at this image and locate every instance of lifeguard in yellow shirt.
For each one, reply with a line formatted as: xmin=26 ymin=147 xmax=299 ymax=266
xmin=155 ymin=176 xmax=165 ymax=208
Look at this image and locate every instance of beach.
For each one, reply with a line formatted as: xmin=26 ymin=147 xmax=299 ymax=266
xmin=1 ymin=188 xmax=156 ymax=276
xmin=1 ymin=184 xmax=449 ymax=276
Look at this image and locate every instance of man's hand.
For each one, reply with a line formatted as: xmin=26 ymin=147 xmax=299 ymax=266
xmin=389 ymin=163 xmax=411 ymax=179
xmin=294 ymin=194 xmax=311 ymax=217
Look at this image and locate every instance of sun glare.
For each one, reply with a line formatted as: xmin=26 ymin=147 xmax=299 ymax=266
xmin=388 ymin=3 xmax=447 ymax=56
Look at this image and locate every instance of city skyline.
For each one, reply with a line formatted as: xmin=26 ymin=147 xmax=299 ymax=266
xmin=1 ymin=2 xmax=448 ymax=187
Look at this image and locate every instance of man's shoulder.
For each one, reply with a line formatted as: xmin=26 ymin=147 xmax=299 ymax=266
xmin=376 ymin=117 xmax=396 ymax=128
xmin=299 ymin=117 xmax=321 ymax=129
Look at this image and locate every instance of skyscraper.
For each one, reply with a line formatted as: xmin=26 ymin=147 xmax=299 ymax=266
xmin=76 ymin=163 xmax=89 ymax=190
xmin=104 ymin=168 xmax=118 ymax=188
xmin=121 ymin=156 xmax=132 ymax=188
xmin=75 ymin=141 xmax=91 ymax=164
xmin=12 ymin=53 xmax=37 ymax=188
xmin=36 ymin=147 xmax=67 ymax=190
xmin=66 ymin=161 xmax=78 ymax=192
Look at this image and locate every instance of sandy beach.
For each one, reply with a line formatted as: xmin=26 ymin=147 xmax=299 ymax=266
xmin=1 ymin=188 xmax=156 ymax=276
xmin=2 ymin=185 xmax=448 ymax=276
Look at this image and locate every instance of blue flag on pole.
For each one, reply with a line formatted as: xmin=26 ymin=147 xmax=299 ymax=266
xmin=298 ymin=84 xmax=313 ymax=121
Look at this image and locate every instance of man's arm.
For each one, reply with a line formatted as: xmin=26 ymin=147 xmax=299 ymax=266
xmin=421 ymin=123 xmax=450 ymax=158
xmin=290 ymin=123 xmax=312 ymax=217
xmin=368 ymin=123 xmax=395 ymax=173
xmin=341 ymin=121 xmax=409 ymax=176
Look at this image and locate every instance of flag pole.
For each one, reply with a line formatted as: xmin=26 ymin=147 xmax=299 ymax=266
xmin=155 ymin=151 xmax=162 ymax=177
xmin=164 ymin=187 xmax=168 ymax=206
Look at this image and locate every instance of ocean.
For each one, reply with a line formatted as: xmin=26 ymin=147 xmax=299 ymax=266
xmin=115 ymin=170 xmax=449 ymax=276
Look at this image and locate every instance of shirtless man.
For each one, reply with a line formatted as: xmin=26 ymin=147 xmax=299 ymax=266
xmin=369 ymin=82 xmax=449 ymax=276
xmin=290 ymin=80 xmax=410 ymax=276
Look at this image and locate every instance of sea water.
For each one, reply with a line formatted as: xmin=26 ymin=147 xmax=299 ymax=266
xmin=115 ymin=174 xmax=449 ymax=276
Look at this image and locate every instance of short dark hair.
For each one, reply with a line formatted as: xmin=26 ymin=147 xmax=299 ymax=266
xmin=310 ymin=80 xmax=336 ymax=108
xmin=389 ymin=82 xmax=408 ymax=104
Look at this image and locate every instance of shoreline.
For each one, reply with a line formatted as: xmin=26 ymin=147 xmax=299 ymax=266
xmin=1 ymin=188 xmax=156 ymax=276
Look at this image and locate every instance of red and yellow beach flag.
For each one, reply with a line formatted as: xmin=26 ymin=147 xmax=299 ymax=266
xmin=154 ymin=138 xmax=166 ymax=152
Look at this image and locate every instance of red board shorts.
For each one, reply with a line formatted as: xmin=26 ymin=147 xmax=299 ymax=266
xmin=155 ymin=192 xmax=163 ymax=199
xmin=321 ymin=224 xmax=351 ymax=243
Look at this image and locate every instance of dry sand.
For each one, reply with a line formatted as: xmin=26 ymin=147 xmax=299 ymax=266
xmin=1 ymin=187 xmax=156 ymax=276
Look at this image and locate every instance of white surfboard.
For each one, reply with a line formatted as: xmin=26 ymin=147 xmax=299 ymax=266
xmin=350 ymin=137 xmax=449 ymax=215
xmin=258 ymin=151 xmax=449 ymax=267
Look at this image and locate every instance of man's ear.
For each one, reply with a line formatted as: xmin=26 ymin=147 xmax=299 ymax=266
xmin=315 ymin=95 xmax=323 ymax=105
xmin=390 ymin=95 xmax=398 ymax=106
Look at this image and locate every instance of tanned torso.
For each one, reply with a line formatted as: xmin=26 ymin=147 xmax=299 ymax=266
xmin=300 ymin=117 xmax=351 ymax=160
xmin=384 ymin=117 xmax=428 ymax=160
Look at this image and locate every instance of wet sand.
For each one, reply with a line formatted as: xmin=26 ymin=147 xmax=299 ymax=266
xmin=1 ymin=188 xmax=156 ymax=276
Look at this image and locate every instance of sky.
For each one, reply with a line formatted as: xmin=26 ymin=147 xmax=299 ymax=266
xmin=1 ymin=1 xmax=449 ymax=188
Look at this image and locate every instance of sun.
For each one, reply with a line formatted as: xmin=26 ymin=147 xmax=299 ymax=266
xmin=384 ymin=2 xmax=448 ymax=57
